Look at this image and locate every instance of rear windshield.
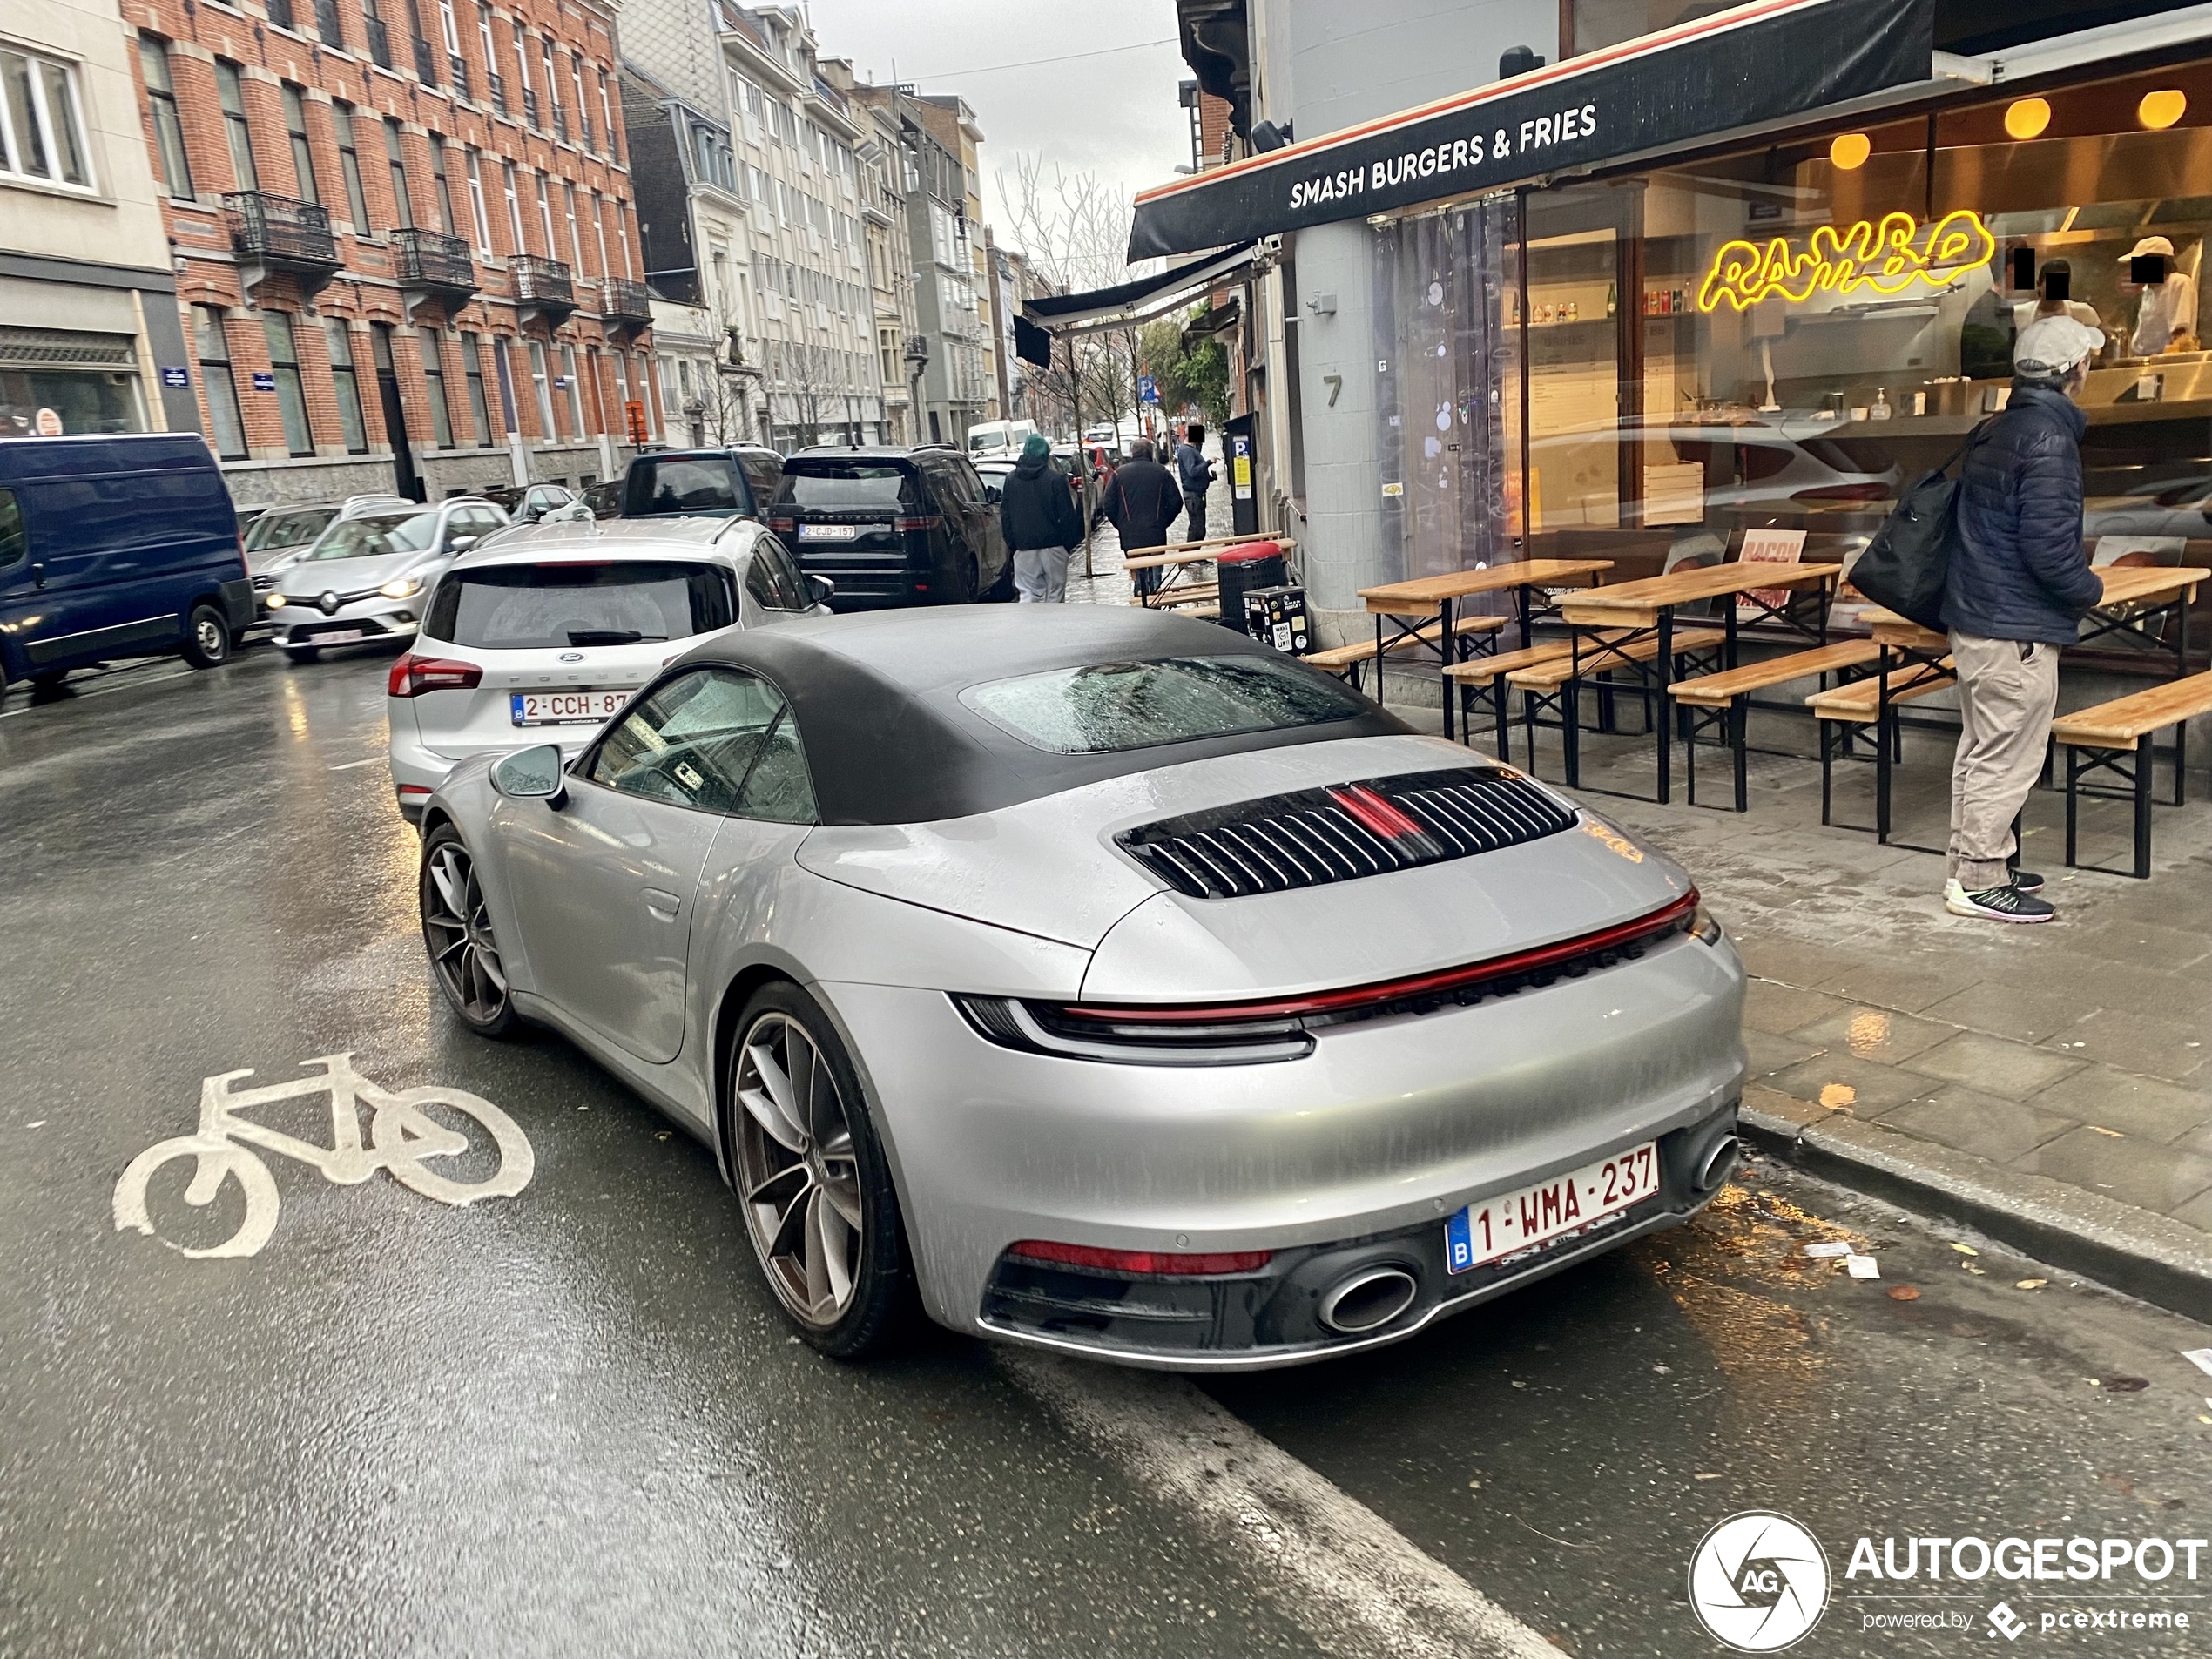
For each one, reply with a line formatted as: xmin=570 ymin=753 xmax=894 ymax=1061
xmin=775 ymin=464 xmax=915 ymax=513
xmin=961 ymin=655 xmax=1369 ymax=754
xmin=424 ymin=560 xmax=736 ymax=649
xmin=301 ymin=510 xmax=436 ymax=560
xmin=629 ymin=456 xmax=743 ymax=515
xmin=245 ymin=507 xmax=336 ymax=552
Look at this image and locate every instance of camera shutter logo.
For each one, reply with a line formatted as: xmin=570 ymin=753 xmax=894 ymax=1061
xmin=1688 ymin=1512 xmax=1830 ymax=1651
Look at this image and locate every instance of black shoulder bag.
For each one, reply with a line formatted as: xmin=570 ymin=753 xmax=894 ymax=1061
xmin=1849 ymin=420 xmax=1991 ymax=633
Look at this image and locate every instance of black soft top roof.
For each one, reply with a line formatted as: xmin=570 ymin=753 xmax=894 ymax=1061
xmin=676 ymin=607 xmax=1408 ymax=825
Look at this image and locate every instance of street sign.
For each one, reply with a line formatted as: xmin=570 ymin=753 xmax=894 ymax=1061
xmin=251 ymin=371 xmax=276 ymax=392
xmin=160 ymin=366 xmax=190 ymax=389
xmin=1138 ymin=374 xmax=1159 ymax=404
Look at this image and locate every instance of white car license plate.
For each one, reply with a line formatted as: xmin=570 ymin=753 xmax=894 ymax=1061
xmin=799 ymin=523 xmax=861 ymax=540
xmin=510 ymin=690 xmax=629 ymax=726
xmin=315 ymin=629 xmax=364 ymax=644
xmin=1444 ymin=1142 xmax=1659 ymax=1273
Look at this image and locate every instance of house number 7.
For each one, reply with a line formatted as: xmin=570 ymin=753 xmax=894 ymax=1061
xmin=1323 ymin=374 xmax=1342 ymax=408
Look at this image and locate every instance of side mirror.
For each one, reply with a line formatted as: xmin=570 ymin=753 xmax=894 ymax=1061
xmin=806 ymin=574 xmax=836 ymax=605
xmin=448 ymin=534 xmax=478 ymax=556
xmin=983 ymin=483 xmax=1001 ymax=504
xmin=490 ymin=743 xmax=567 ymax=806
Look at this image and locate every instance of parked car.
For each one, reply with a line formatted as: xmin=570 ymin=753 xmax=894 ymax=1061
xmin=414 ymin=606 xmax=1743 ymax=1365
xmin=769 ymin=446 xmax=1012 ymax=607
xmin=478 ymin=482 xmax=578 ymax=523
xmin=580 ymin=479 xmax=623 ymax=520
xmin=1527 ymin=421 xmax=1903 ymax=523
xmin=386 ymin=516 xmax=828 ymax=819
xmin=0 ymin=433 xmax=254 ymax=693
xmin=965 ymin=418 xmax=1037 ymax=459
xmin=264 ymin=497 xmax=508 ymax=659
xmin=244 ymin=494 xmax=413 ymax=597
xmin=621 ymin=446 xmax=784 ymax=522
xmin=980 ymin=453 xmax=1095 ymax=533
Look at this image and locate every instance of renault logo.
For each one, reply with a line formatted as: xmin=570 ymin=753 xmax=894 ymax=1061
xmin=318 ymin=591 xmax=340 ymax=615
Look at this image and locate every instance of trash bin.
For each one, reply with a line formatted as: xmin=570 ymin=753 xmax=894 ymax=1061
xmin=1215 ymin=540 xmax=1287 ymax=634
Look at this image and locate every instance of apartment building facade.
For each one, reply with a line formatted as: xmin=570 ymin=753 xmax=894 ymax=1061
xmin=125 ymin=0 xmax=656 ymax=507
xmin=820 ymin=59 xmax=916 ymax=446
xmin=2 ymin=0 xmax=199 ymax=442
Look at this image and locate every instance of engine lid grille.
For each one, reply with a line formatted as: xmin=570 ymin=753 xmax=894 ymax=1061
xmin=1116 ymin=765 xmax=1577 ymax=900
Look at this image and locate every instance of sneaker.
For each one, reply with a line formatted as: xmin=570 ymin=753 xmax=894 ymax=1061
xmin=1946 ymin=883 xmax=2056 ymax=923
xmin=2007 ymin=869 xmax=2045 ymax=894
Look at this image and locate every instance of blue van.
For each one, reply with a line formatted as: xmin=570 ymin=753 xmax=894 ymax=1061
xmin=0 ymin=435 xmax=255 ymax=692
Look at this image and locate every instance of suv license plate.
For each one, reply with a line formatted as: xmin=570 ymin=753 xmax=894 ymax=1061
xmin=511 ymin=690 xmax=629 ymax=726
xmin=799 ymin=523 xmax=861 ymax=540
xmin=1444 ymin=1141 xmax=1659 ymax=1273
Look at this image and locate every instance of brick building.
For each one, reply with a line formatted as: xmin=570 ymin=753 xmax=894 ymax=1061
xmin=125 ymin=0 xmax=658 ymax=508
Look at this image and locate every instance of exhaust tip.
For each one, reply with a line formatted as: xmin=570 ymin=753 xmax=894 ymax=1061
xmin=1696 ymin=1134 xmax=1741 ymax=1193
xmin=1318 ymin=1267 xmax=1419 ymax=1334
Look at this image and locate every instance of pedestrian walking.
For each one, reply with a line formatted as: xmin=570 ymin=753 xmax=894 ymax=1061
xmin=1941 ymin=312 xmax=2106 ymax=923
xmin=1174 ymin=422 xmax=1215 ymax=543
xmin=997 ymin=434 xmax=1083 ymax=603
xmin=1102 ymin=437 xmax=1182 ymax=597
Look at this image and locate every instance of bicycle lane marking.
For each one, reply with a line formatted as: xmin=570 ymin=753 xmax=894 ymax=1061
xmin=112 ymin=1053 xmax=535 ymax=1258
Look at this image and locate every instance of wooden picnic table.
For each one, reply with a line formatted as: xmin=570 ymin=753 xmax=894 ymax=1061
xmin=1548 ymin=563 xmax=1842 ymax=802
xmin=1121 ymin=536 xmax=1299 ymax=610
xmin=1355 ymin=559 xmax=1614 ymax=739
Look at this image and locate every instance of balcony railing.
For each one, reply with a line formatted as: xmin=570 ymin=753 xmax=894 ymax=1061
xmin=447 ymin=54 xmax=472 ymax=99
xmin=522 ymin=86 xmax=540 ymax=126
xmin=486 ymin=69 xmax=506 ymax=111
xmin=603 ymin=277 xmax=651 ymax=323
xmin=551 ymin=106 xmax=568 ymax=143
xmin=580 ymin=112 xmax=593 ymax=150
xmin=413 ymin=36 xmax=440 ymax=85
xmin=225 ymin=191 xmax=341 ymax=272
xmin=363 ymin=14 xmax=392 ymax=68
xmin=394 ymin=227 xmax=476 ymax=295
xmin=508 ymin=253 xmax=574 ymax=314
xmin=314 ymin=0 xmax=343 ymax=47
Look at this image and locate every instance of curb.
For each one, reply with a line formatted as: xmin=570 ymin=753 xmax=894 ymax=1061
xmin=1737 ymin=1086 xmax=2212 ymax=1326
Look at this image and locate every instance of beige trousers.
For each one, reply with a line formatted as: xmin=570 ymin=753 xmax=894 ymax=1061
xmin=1946 ymin=631 xmax=2060 ymax=891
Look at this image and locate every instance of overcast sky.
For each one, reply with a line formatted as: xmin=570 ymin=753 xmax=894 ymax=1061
xmin=805 ymin=0 xmax=1191 ymax=248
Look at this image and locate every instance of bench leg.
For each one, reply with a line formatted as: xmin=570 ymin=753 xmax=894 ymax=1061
xmin=1494 ymin=683 xmax=1511 ymax=762
xmin=2064 ymin=745 xmax=2080 ymax=869
xmin=1562 ymin=687 xmax=1582 ymax=787
xmin=2134 ymin=743 xmax=2153 ymax=880
xmin=1876 ymin=710 xmax=1893 ymax=844
xmin=1820 ymin=720 xmax=1834 ymax=826
xmin=2174 ymin=722 xmax=2188 ymax=807
xmin=1733 ymin=698 xmax=1750 ymax=814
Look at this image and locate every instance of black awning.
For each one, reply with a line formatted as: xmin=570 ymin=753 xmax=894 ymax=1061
xmin=1130 ymin=0 xmax=1935 ymax=260
xmin=1013 ymin=314 xmax=1054 ymax=370
xmin=1023 ymin=242 xmax=1258 ymax=335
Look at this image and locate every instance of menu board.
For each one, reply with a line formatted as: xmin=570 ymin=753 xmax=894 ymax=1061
xmin=1739 ymin=526 xmax=1807 ymax=612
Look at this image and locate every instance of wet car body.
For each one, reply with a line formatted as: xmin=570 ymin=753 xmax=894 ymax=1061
xmin=417 ymin=608 xmax=1744 ymax=1370
xmin=266 ymin=498 xmax=509 ymax=656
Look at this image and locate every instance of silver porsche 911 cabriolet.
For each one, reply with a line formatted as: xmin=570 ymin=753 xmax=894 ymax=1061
xmin=415 ymin=606 xmax=1745 ymax=1370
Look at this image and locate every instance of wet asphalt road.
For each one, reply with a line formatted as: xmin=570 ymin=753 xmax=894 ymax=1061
xmin=3 ymin=644 xmax=2210 ymax=1659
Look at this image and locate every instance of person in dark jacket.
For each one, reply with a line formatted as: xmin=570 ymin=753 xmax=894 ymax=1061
xmin=1941 ymin=312 xmax=2106 ymax=924
xmin=1174 ymin=422 xmax=1215 ymax=543
xmin=997 ymin=433 xmax=1083 ymax=602
xmin=1102 ymin=437 xmax=1182 ymax=597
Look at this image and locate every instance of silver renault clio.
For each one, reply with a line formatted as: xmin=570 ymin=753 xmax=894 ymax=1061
xmin=415 ymin=607 xmax=1745 ymax=1370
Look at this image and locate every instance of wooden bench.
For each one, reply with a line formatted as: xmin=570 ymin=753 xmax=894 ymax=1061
xmin=1442 ymin=637 xmax=1584 ymax=753
xmin=1153 ymin=581 xmax=1221 ymax=609
xmin=1484 ymin=628 xmax=1726 ymax=778
xmin=2049 ymin=671 xmax=2212 ymax=878
xmin=1805 ymin=660 xmax=1955 ymax=829
xmin=1302 ymin=613 xmax=1507 ymax=693
xmin=1670 ymin=639 xmax=1885 ymax=813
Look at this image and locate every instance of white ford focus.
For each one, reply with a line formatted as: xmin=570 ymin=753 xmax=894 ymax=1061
xmin=387 ymin=516 xmax=830 ymax=822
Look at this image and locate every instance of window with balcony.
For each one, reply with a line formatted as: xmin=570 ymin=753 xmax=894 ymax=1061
xmin=429 ymin=133 xmax=455 ymax=235
xmin=361 ymin=0 xmax=394 ymax=69
xmin=138 ymin=37 xmax=192 ymax=199
xmin=216 ymin=60 xmax=258 ymax=192
xmin=383 ymin=117 xmax=412 ymax=230
xmin=502 ymin=159 xmax=523 ymax=253
xmin=282 ymin=84 xmax=318 ymax=205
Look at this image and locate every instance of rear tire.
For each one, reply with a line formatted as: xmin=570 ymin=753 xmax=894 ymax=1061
xmin=727 ymin=981 xmax=916 ymax=1359
xmin=180 ymin=604 xmax=232 ymax=669
xmin=985 ymin=553 xmax=1016 ymax=602
xmin=30 ymin=669 xmax=68 ymax=694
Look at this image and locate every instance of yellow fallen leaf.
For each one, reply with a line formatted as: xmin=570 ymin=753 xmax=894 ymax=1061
xmin=2198 ymin=1415 xmax=2212 ymax=1426
xmin=1818 ymin=1082 xmax=1858 ymax=1110
xmin=2015 ymin=1278 xmax=2047 ymax=1290
xmin=1694 ymin=1473 xmax=1723 ymax=1480
xmin=2089 ymin=1125 xmax=2127 ymax=1139
xmin=1950 ymin=1243 xmax=1979 ymax=1257
xmin=1963 ymin=1264 xmax=1986 ymax=1276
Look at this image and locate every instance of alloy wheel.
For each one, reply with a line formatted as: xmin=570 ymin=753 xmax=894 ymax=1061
xmin=421 ymin=842 xmax=509 ymax=1024
xmin=734 ymin=1012 xmax=864 ymax=1327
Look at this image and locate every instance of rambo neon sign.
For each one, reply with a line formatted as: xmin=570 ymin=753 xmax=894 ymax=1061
xmin=1696 ymin=210 xmax=1997 ymax=313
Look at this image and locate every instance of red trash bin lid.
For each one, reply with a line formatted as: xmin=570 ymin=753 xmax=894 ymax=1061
xmin=1216 ymin=540 xmax=1282 ymax=564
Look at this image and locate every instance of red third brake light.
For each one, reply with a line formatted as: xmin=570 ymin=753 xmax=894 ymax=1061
xmin=1008 ymin=1240 xmax=1272 ymax=1277
xmin=894 ymin=515 xmax=942 ymax=532
xmin=388 ymin=652 xmax=483 ymax=698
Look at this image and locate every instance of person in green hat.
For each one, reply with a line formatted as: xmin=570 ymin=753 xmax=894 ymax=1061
xmin=998 ymin=432 xmax=1083 ymax=602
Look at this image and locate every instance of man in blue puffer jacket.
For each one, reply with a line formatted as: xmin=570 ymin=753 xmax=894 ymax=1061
xmin=1941 ymin=313 xmax=2107 ymax=923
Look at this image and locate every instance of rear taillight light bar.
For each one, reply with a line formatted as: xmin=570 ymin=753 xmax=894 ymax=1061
xmin=894 ymin=515 xmax=941 ymax=532
xmin=1006 ymin=1240 xmax=1271 ymax=1277
xmin=387 ymin=651 xmax=484 ymax=698
xmin=766 ymin=516 xmax=797 ymax=532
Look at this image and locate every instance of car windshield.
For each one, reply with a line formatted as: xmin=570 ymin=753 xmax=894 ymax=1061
xmin=422 ymin=559 xmax=736 ymax=649
xmin=777 ymin=466 xmax=914 ymax=511
xmin=245 ymin=507 xmax=336 ymax=552
xmin=961 ymin=655 xmax=1370 ymax=754
xmin=300 ymin=510 xmax=437 ymax=561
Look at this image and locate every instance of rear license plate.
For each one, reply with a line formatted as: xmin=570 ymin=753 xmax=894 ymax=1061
xmin=799 ymin=523 xmax=862 ymax=540
xmin=315 ymin=629 xmax=364 ymax=644
xmin=1445 ymin=1142 xmax=1659 ymax=1273
xmin=510 ymin=690 xmax=630 ymax=726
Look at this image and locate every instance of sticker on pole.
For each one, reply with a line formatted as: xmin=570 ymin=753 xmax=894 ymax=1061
xmin=113 ymin=1053 xmax=533 ymax=1258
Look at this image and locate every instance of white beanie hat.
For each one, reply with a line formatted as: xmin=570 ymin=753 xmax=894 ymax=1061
xmin=2013 ymin=314 xmax=2103 ymax=378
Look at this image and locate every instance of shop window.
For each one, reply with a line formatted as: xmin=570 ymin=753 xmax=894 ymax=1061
xmin=333 ymin=101 xmax=370 ymax=232
xmin=420 ymin=328 xmax=455 ymax=449
xmin=326 ymin=320 xmax=368 ymax=453
xmin=460 ymin=331 xmax=493 ymax=445
xmin=262 ymin=312 xmax=314 ymax=456
xmin=138 ymin=37 xmax=192 ymax=199
xmin=195 ymin=307 xmax=247 ymax=460
xmin=216 ymin=60 xmax=257 ymax=192
xmin=0 ymin=46 xmax=92 ymax=191
xmin=282 ymin=83 xmax=318 ymax=205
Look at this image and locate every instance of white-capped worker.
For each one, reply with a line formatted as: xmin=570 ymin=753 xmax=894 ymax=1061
xmin=1940 ymin=313 xmax=2107 ymax=923
xmin=2119 ymin=235 xmax=2198 ymax=356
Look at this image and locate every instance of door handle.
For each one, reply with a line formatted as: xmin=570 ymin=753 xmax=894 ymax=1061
xmin=30 ymin=563 xmax=45 ymax=589
xmin=641 ymin=887 xmax=682 ymax=922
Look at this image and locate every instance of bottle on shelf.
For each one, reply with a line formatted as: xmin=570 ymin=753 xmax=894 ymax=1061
xmin=1871 ymin=387 xmax=1892 ymax=420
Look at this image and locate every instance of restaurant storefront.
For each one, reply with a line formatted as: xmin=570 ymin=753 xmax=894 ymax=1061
xmin=1132 ymin=0 xmax=2212 ymax=659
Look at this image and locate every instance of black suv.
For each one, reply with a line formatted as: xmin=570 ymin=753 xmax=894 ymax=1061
xmin=620 ymin=445 xmax=786 ymax=521
xmin=768 ymin=447 xmax=1012 ymax=609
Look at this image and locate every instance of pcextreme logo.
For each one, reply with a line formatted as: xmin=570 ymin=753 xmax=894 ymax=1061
xmin=1689 ymin=1512 xmax=1831 ymax=1651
